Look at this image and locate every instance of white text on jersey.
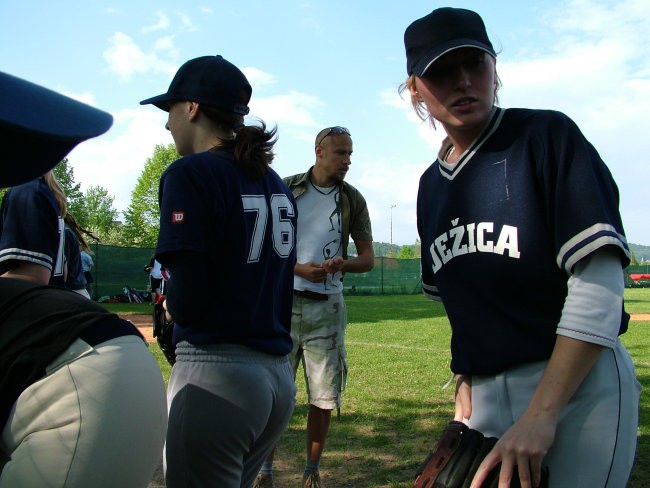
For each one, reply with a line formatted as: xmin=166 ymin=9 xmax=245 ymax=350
xmin=429 ymin=221 xmax=520 ymax=273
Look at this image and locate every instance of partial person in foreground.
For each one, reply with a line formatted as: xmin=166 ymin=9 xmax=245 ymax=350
xmin=141 ymin=54 xmax=297 ymax=488
xmin=0 ymin=71 xmax=167 ymax=488
xmin=81 ymin=248 xmax=94 ymax=297
xmin=401 ymin=7 xmax=640 ymax=488
xmin=255 ymin=126 xmax=374 ymax=488
xmin=145 ymin=255 xmax=164 ymax=304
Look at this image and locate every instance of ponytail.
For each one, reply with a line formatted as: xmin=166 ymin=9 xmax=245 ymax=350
xmin=230 ymin=122 xmax=277 ymax=179
xmin=199 ymin=105 xmax=277 ymax=180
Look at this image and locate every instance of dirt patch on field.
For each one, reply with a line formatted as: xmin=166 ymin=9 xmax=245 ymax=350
xmin=630 ymin=313 xmax=650 ymax=321
xmin=120 ymin=314 xmax=154 ymax=342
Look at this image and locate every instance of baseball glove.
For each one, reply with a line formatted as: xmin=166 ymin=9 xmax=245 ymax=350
xmin=413 ymin=421 xmax=549 ymax=488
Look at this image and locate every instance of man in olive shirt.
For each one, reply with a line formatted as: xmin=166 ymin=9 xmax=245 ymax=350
xmin=256 ymin=126 xmax=374 ymax=488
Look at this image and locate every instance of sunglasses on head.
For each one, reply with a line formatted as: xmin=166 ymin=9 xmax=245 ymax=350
xmin=317 ymin=126 xmax=350 ymax=145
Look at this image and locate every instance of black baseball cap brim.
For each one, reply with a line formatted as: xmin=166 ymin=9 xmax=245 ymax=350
xmin=139 ymin=93 xmax=176 ymax=112
xmin=0 ymin=71 xmax=113 ymax=187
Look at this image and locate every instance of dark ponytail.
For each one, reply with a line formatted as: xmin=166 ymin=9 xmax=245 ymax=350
xmin=230 ymin=122 xmax=277 ymax=179
xmin=199 ymin=105 xmax=277 ymax=180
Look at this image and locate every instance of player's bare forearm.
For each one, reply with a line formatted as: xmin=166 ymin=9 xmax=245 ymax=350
xmin=2 ymin=261 xmax=51 ymax=285
xmin=340 ymin=239 xmax=374 ymax=274
xmin=527 ymin=335 xmax=603 ymax=418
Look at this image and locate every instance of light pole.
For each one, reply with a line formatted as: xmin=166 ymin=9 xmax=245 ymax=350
xmin=390 ymin=204 xmax=397 ymax=257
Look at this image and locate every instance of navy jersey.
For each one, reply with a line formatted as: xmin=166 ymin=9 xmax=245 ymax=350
xmin=417 ymin=107 xmax=629 ymax=375
xmin=0 ymin=178 xmax=65 ymax=286
xmin=64 ymin=226 xmax=86 ymax=290
xmin=156 ymin=149 xmax=297 ymax=355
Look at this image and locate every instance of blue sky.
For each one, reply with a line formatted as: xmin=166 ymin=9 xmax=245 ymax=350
xmin=2 ymin=0 xmax=649 ymax=246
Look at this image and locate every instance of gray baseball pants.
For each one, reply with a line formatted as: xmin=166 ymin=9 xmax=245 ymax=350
xmin=165 ymin=342 xmax=296 ymax=488
xmin=467 ymin=340 xmax=640 ymax=487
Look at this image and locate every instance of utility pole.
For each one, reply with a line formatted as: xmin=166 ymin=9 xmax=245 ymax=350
xmin=390 ymin=204 xmax=397 ymax=257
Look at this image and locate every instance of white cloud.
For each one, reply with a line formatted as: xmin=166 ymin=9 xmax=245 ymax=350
xmin=176 ymin=11 xmax=197 ymax=32
xmin=142 ymin=11 xmax=170 ymax=33
xmin=199 ymin=6 xmax=214 ymax=15
xmin=67 ymin=108 xmax=173 ymax=213
xmin=154 ymin=35 xmax=180 ymax=58
xmin=242 ymin=67 xmax=277 ymax=91
xmin=104 ymin=32 xmax=155 ymax=81
xmin=103 ymin=32 xmax=178 ymax=81
xmin=250 ymin=90 xmax=323 ymax=128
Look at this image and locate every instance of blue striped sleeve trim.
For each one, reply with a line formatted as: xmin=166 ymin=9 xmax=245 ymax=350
xmin=557 ymin=224 xmax=629 ymax=273
xmin=422 ymin=282 xmax=442 ymax=301
xmin=0 ymin=248 xmax=54 ymax=270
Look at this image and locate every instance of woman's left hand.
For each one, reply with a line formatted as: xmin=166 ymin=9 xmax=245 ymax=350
xmin=470 ymin=411 xmax=556 ymax=488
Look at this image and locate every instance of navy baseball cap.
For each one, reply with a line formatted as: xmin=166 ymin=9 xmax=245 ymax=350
xmin=0 ymin=71 xmax=113 ymax=188
xmin=140 ymin=55 xmax=251 ymax=115
xmin=404 ymin=7 xmax=495 ymax=77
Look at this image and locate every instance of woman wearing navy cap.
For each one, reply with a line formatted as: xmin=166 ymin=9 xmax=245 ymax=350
xmin=402 ymin=8 xmax=640 ymax=488
xmin=141 ymin=55 xmax=297 ymax=488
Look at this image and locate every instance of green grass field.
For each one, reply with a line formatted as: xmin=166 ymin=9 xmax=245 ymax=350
xmin=104 ymin=289 xmax=650 ymax=487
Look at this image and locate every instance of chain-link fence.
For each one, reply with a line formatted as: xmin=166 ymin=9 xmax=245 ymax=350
xmin=88 ymin=244 xmax=156 ymax=300
xmin=86 ymin=244 xmax=649 ymax=301
xmin=86 ymin=244 xmax=422 ymax=300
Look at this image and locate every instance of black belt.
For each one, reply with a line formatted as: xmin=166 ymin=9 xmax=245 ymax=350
xmin=293 ymin=289 xmax=329 ymax=301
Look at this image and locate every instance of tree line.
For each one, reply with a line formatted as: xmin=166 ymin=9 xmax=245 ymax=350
xmin=0 ymin=143 xmax=180 ymax=248
xmin=1 ymin=142 xmax=423 ymax=258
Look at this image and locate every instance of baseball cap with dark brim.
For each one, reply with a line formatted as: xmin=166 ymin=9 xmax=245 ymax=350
xmin=0 ymin=71 xmax=113 ymax=188
xmin=140 ymin=55 xmax=251 ymax=115
xmin=404 ymin=7 xmax=495 ymax=77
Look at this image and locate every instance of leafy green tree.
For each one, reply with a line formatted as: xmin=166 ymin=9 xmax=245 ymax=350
xmin=122 ymin=144 xmax=178 ymax=246
xmin=397 ymin=245 xmax=415 ymax=259
xmin=83 ymin=185 xmax=119 ymax=239
xmin=97 ymin=222 xmax=126 ymax=246
xmin=413 ymin=238 xmax=421 ymax=258
xmin=53 ymin=158 xmax=87 ymax=224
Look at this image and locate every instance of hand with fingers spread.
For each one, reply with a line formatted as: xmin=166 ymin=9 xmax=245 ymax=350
xmin=470 ymin=410 xmax=555 ymax=488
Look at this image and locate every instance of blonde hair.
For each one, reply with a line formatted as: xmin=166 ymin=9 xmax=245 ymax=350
xmin=43 ymin=170 xmax=97 ymax=251
xmin=43 ymin=171 xmax=67 ymax=218
xmin=398 ymin=75 xmax=432 ymax=126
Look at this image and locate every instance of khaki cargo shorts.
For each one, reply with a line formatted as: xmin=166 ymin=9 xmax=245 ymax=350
xmin=289 ymin=292 xmax=348 ymax=410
